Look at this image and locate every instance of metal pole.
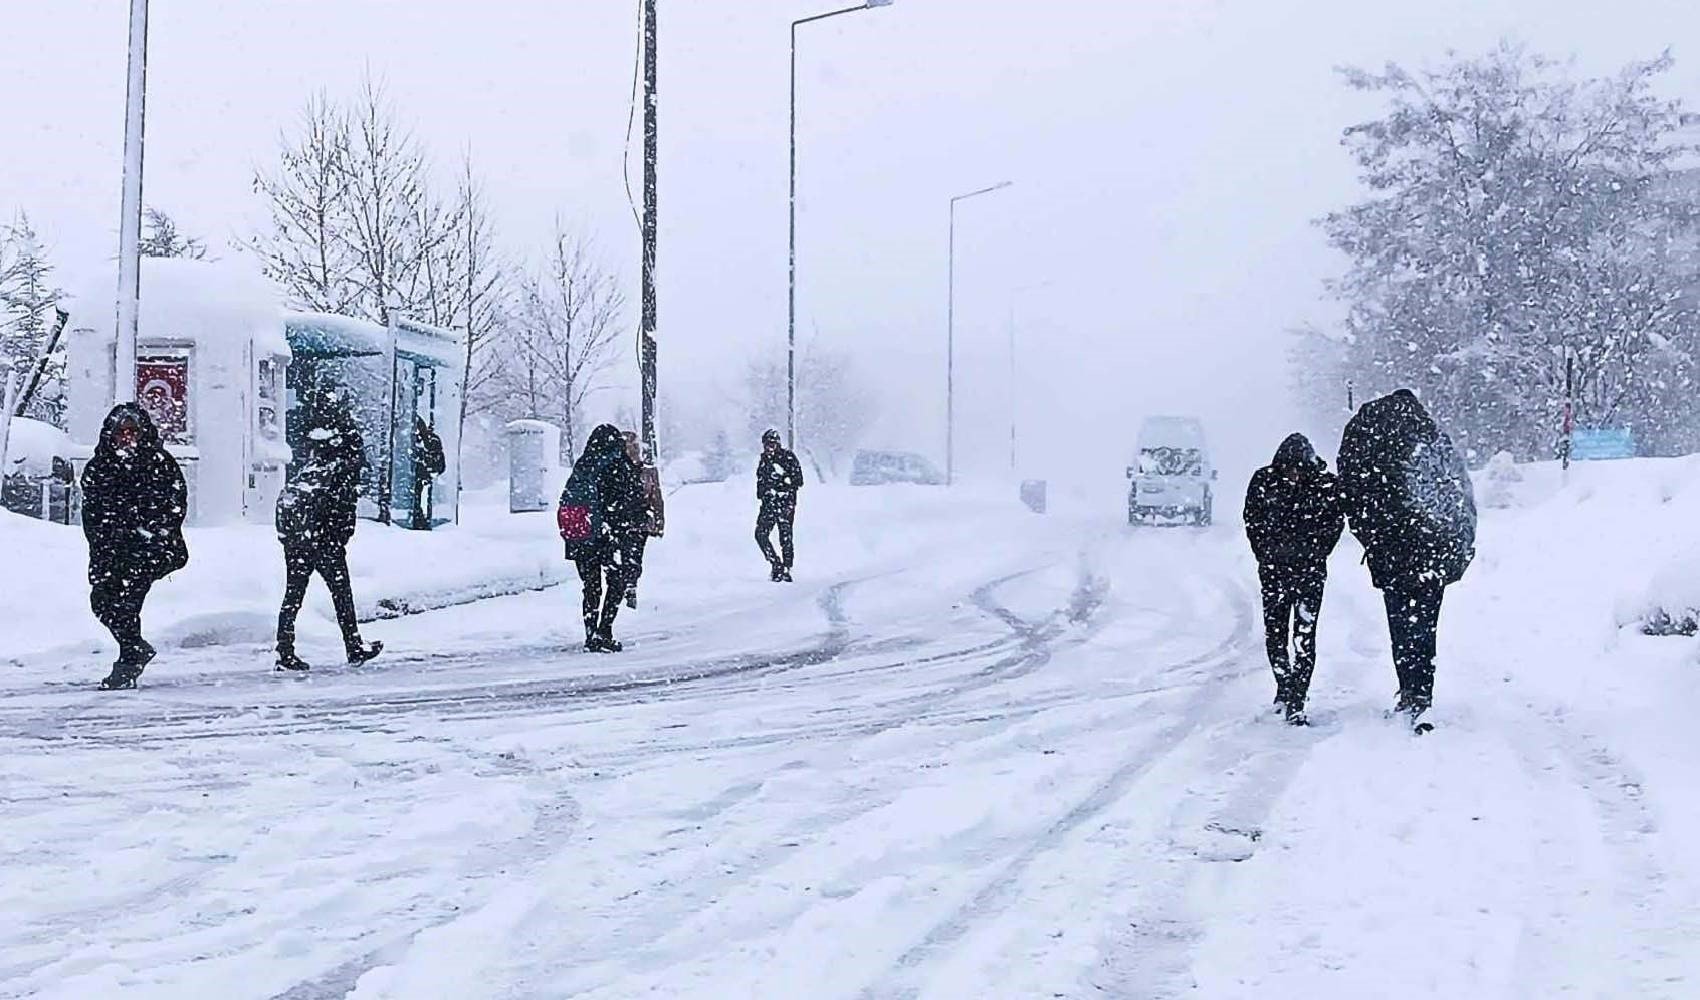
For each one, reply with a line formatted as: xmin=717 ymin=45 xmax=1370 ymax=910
xmin=947 ymin=203 xmax=956 ymax=485
xmin=1007 ymin=299 xmax=1016 ymax=474
xmin=639 ymin=0 xmax=659 ymax=463
xmin=787 ymin=4 xmax=887 ymax=452
xmin=944 ymin=181 xmax=1012 ymax=487
xmin=1561 ymin=352 xmax=1575 ymax=471
xmin=787 ymin=21 xmax=798 ymax=449
xmin=114 ymin=0 xmax=150 ymax=405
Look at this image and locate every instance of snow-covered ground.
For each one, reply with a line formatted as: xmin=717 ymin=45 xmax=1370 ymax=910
xmin=5 ymin=463 xmax=1700 ymax=998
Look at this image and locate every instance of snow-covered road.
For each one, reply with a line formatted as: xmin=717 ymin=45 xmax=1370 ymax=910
xmin=6 ymin=479 xmax=1700 ymax=998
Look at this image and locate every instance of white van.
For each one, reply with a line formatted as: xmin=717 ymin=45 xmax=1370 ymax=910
xmin=1127 ymin=416 xmax=1216 ymax=526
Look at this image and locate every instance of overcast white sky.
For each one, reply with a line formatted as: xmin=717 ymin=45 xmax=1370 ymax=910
xmin=5 ymin=0 xmax=1700 ymax=481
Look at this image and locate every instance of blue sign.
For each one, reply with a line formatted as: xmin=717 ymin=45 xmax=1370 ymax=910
xmin=1570 ymin=428 xmax=1636 ymax=461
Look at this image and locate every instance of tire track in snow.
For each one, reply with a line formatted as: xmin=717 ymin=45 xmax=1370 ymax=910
xmin=866 ymin=573 xmax=1260 ymax=1000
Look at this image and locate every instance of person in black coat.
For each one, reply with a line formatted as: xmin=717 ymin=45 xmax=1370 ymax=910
xmin=81 ymin=403 xmax=188 ymax=690
xmin=410 ymin=417 xmax=446 ymax=530
xmin=1244 ymin=433 xmax=1345 ymax=724
xmin=1337 ymin=389 xmax=1477 ymax=724
xmin=274 ymin=396 xmax=381 ymax=672
xmin=561 ymin=424 xmax=644 ymax=652
xmin=755 ymin=429 xmax=804 ymax=582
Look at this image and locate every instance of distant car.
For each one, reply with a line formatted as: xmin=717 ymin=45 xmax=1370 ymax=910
xmin=850 ymin=450 xmax=946 ymax=486
xmin=1127 ymin=416 xmax=1217 ymax=526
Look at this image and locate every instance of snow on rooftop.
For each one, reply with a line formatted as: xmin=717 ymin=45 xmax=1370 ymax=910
xmin=65 ymin=258 xmax=288 ymax=357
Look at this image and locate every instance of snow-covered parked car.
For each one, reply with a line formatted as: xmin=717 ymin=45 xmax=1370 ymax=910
xmin=1 ymin=417 xmax=75 ymax=523
xmin=850 ymin=450 xmax=945 ymax=486
xmin=1127 ymin=415 xmax=1217 ymax=526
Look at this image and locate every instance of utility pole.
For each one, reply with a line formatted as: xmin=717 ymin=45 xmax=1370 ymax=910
xmin=114 ymin=0 xmax=150 ymax=405
xmin=639 ymin=0 xmax=659 ymax=463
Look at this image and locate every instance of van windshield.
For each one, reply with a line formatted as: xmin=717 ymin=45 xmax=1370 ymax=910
xmin=1138 ymin=447 xmax=1203 ymax=476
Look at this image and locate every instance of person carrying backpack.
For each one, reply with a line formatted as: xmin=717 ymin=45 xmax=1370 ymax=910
xmin=755 ymin=429 xmax=804 ymax=582
xmin=559 ymin=424 xmax=643 ymax=652
xmin=274 ymin=396 xmax=383 ymax=672
xmin=81 ymin=403 xmax=188 ymax=690
xmin=619 ymin=430 xmax=665 ymax=609
xmin=1244 ymin=433 xmax=1345 ymax=725
xmin=1337 ymin=389 xmax=1476 ymax=730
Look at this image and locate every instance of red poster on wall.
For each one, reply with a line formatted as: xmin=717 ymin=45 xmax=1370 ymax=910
xmin=136 ymin=355 xmax=190 ymax=444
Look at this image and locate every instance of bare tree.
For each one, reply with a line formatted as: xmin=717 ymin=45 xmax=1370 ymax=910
xmin=341 ymin=75 xmax=447 ymax=325
xmin=745 ymin=343 xmax=875 ymax=478
xmin=0 ymin=212 xmax=66 ymax=422
xmin=499 ymin=225 xmax=626 ymax=456
xmin=452 ymin=155 xmax=510 ymax=417
xmin=250 ymin=92 xmax=361 ymax=315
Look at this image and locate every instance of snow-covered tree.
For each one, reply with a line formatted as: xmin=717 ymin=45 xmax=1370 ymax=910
xmin=744 ymin=346 xmax=875 ymax=478
xmin=251 ymin=92 xmax=361 ymax=315
xmin=139 ymin=208 xmax=208 ymax=260
xmin=498 ymin=226 xmax=626 ymax=457
xmin=1318 ymin=45 xmax=1700 ymax=459
xmin=0 ymin=213 xmax=67 ymax=423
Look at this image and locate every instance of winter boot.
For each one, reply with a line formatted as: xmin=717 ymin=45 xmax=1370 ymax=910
xmin=346 ymin=640 xmax=384 ymax=666
xmin=769 ymin=561 xmax=784 ymax=583
xmin=97 ymin=660 xmax=141 ymax=690
xmin=276 ymin=650 xmax=312 ymax=672
xmin=779 ymin=566 xmax=794 ymax=583
xmin=1282 ymin=701 xmax=1309 ymax=727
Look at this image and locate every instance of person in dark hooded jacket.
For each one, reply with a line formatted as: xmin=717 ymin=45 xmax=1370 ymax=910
xmin=1337 ymin=389 xmax=1476 ymax=726
xmin=1244 ymin=433 xmax=1345 ymax=724
xmin=560 ymin=424 xmax=644 ymax=652
xmin=274 ymin=396 xmax=382 ymax=672
xmin=81 ymin=403 xmax=188 ymax=690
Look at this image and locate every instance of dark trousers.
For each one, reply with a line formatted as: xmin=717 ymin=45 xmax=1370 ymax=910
xmin=1259 ymin=564 xmax=1326 ymax=708
xmin=91 ymin=573 xmax=155 ymax=664
xmin=1383 ymin=582 xmax=1445 ymax=710
xmin=619 ymin=533 xmax=648 ymax=598
xmin=756 ymin=499 xmax=795 ymax=569
xmin=412 ymin=475 xmax=433 ymax=530
xmin=278 ymin=543 xmax=363 ymax=658
xmin=576 ymin=544 xmax=625 ymax=638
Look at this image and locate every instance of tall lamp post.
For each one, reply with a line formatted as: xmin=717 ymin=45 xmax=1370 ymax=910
xmin=946 ymin=180 xmax=1011 ymax=486
xmin=788 ymin=0 xmax=894 ymax=450
xmin=114 ymin=0 xmax=150 ymax=405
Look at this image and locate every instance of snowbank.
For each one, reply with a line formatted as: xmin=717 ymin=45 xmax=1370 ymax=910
xmin=0 ymin=497 xmax=570 ymax=667
xmin=3 ymin=418 xmax=69 ymax=478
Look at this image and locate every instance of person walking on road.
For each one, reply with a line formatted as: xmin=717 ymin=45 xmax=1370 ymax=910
xmin=1244 ymin=433 xmax=1345 ymax=725
xmin=559 ymin=424 xmax=643 ymax=652
xmin=755 ymin=429 xmax=804 ymax=582
xmin=410 ymin=417 xmax=446 ymax=530
xmin=275 ymin=395 xmax=383 ymax=672
xmin=81 ymin=403 xmax=189 ymax=690
xmin=1337 ymin=389 xmax=1476 ymax=731
xmin=620 ymin=430 xmax=665 ymax=609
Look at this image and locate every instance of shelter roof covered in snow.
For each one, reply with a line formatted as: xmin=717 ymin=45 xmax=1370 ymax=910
xmin=66 ymin=258 xmax=288 ymax=357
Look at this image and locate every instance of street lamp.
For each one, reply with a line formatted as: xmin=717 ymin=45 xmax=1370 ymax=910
xmin=788 ymin=0 xmax=893 ymax=450
xmin=946 ymin=180 xmax=1012 ymax=486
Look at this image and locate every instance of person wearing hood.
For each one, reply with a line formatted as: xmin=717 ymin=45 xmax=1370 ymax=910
xmin=274 ymin=394 xmax=382 ymax=672
xmin=755 ymin=428 xmax=804 ymax=582
xmin=559 ymin=424 xmax=644 ymax=651
xmin=1337 ymin=389 xmax=1477 ymax=729
xmin=410 ymin=417 xmax=446 ymax=530
xmin=619 ymin=430 xmax=665 ymax=609
xmin=1244 ymin=433 xmax=1345 ymax=724
xmin=81 ymin=403 xmax=188 ymax=690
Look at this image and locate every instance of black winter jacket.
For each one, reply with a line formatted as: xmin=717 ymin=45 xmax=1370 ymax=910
xmin=278 ymin=413 xmax=366 ymax=550
xmin=1244 ymin=433 xmax=1345 ymax=575
xmin=757 ymin=448 xmax=804 ymax=506
xmin=562 ymin=424 xmax=645 ymax=552
xmin=1337 ymin=390 xmax=1477 ymax=590
xmin=82 ymin=404 xmax=189 ymax=587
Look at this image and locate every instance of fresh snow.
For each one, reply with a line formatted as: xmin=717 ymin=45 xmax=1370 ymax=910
xmin=4 ymin=466 xmax=1700 ymax=998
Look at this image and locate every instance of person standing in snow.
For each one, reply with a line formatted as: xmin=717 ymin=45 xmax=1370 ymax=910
xmin=619 ymin=430 xmax=665 ymax=609
xmin=81 ymin=403 xmax=189 ymax=690
xmin=559 ymin=424 xmax=643 ymax=652
xmin=754 ymin=429 xmax=804 ymax=582
xmin=1337 ymin=389 xmax=1476 ymax=729
xmin=1244 ymin=433 xmax=1345 ymax=725
xmin=274 ymin=395 xmax=382 ymax=672
xmin=410 ymin=417 xmax=446 ymax=530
